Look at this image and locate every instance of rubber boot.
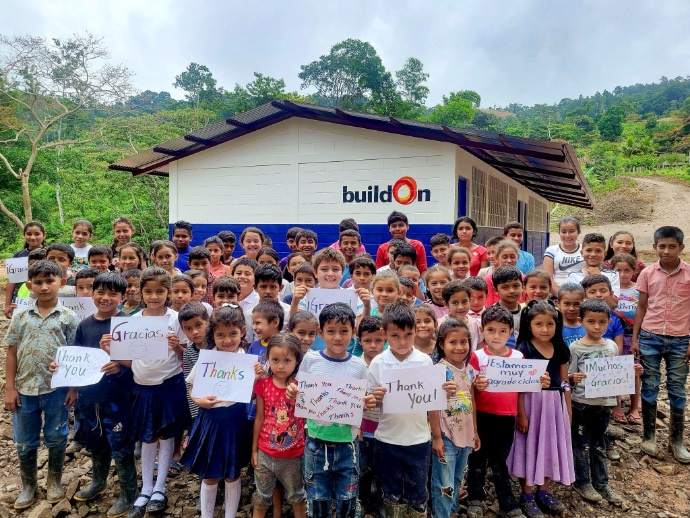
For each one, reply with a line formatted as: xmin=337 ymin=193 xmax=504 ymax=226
xmin=668 ymin=407 xmax=690 ymax=464
xmin=74 ymin=449 xmax=111 ymax=502
xmin=382 ymin=501 xmax=408 ymax=518
xmin=406 ymin=507 xmax=427 ymax=518
xmin=640 ymin=400 xmax=657 ymax=456
xmin=108 ymin=453 xmax=138 ymax=517
xmin=46 ymin=446 xmax=67 ymax=504
xmin=14 ymin=450 xmax=38 ymax=510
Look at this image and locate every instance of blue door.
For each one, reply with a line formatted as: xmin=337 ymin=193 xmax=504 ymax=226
xmin=457 ymin=177 xmax=467 ymax=217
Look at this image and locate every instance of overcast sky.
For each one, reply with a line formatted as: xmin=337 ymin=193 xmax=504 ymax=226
xmin=3 ymin=0 xmax=689 ymax=108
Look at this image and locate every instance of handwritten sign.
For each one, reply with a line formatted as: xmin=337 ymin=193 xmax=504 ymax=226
xmin=301 ymin=288 xmax=359 ymax=319
xmin=381 ymin=364 xmax=447 ymax=414
xmin=191 ymin=350 xmax=259 ymax=402
xmin=59 ymin=297 xmax=97 ymax=321
xmin=485 ymin=358 xmax=549 ymax=393
xmin=14 ymin=297 xmax=33 ymax=313
xmin=51 ymin=346 xmax=110 ymax=388
xmin=295 ymin=372 xmax=367 ymax=426
xmin=6 ymin=257 xmax=29 ymax=283
xmin=584 ymin=355 xmax=635 ymax=398
xmin=109 ymin=316 xmax=168 ymax=361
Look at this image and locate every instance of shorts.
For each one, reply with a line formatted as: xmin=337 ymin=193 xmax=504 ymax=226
xmin=252 ymin=449 xmax=306 ymax=509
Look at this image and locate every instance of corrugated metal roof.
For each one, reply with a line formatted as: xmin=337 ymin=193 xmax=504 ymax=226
xmin=109 ymin=100 xmax=593 ymax=208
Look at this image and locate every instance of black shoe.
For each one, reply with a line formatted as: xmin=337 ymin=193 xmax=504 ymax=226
xmin=126 ymin=494 xmax=150 ymax=518
xmin=535 ymin=491 xmax=565 ymax=515
xmin=146 ymin=491 xmax=168 ymax=514
xmin=519 ymin=494 xmax=544 ymax=518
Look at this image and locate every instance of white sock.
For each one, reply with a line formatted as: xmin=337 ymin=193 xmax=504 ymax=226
xmin=224 ymin=478 xmax=241 ymax=518
xmin=200 ymin=481 xmax=218 ymax=518
xmin=134 ymin=441 xmax=158 ymax=506
xmin=152 ymin=437 xmax=174 ymax=498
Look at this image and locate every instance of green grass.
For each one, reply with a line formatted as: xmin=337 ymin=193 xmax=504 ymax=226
xmin=627 ymin=166 xmax=690 ymax=185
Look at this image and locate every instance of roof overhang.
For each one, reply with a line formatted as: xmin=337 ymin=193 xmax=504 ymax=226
xmin=109 ymin=100 xmax=593 ymax=209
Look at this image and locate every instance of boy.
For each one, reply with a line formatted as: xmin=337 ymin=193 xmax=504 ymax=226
xmin=375 ymin=211 xmax=428 ymax=274
xmin=295 ymin=228 xmax=318 ymax=263
xmin=75 ymin=268 xmax=100 ymax=298
xmin=478 ymin=236 xmax=503 ymax=279
xmin=367 ymin=302 xmax=454 ymax=517
xmin=581 ymin=275 xmax=624 ymax=352
xmin=631 ymin=226 xmax=690 ymax=463
xmin=429 ymin=233 xmax=451 ymax=268
xmin=557 ymin=283 xmax=586 ymax=347
xmin=502 ymin=222 xmax=535 ymax=275
xmin=249 ymin=300 xmax=285 ymax=359
xmin=398 ymin=264 xmax=425 ymax=301
xmin=344 ymin=255 xmax=376 ymax=290
xmin=217 ymin=230 xmax=236 ymax=265
xmin=120 ymin=269 xmax=142 ymax=315
xmin=212 ymin=275 xmax=241 ymax=307
xmin=337 ymin=229 xmax=362 ymax=287
xmin=286 ymin=303 xmax=376 ymax=517
xmin=567 ymin=233 xmax=620 ymax=307
xmin=466 ymin=276 xmax=488 ymax=323
xmin=330 ymin=219 xmax=366 ymax=255
xmin=391 ymin=242 xmax=417 ymax=272
xmin=172 ymin=220 xmax=193 ymax=271
xmin=47 ymin=243 xmax=76 ymax=286
xmin=569 ymin=299 xmax=642 ymax=503
xmin=467 ymin=306 xmax=545 ymax=518
xmin=377 ymin=239 xmax=405 ymax=273
xmin=279 ymin=227 xmax=303 ymax=269
xmin=491 ymin=265 xmax=524 ymax=346
xmin=63 ymin=272 xmax=137 ymax=516
xmin=398 ymin=277 xmax=418 ymax=306
xmin=4 ymin=260 xmax=79 ymax=510
xmin=441 ymin=279 xmax=481 ymax=349
xmin=188 ymin=245 xmax=215 ymax=304
xmin=233 ymin=257 xmax=260 ymax=314
xmin=245 ymin=264 xmax=290 ymax=340
xmin=88 ymin=244 xmax=112 ymax=274
xmin=283 ymin=262 xmax=317 ymax=305
xmin=288 ymin=310 xmax=319 ymax=355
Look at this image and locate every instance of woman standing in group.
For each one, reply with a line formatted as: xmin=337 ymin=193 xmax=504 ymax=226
xmin=452 ymin=217 xmax=489 ymax=277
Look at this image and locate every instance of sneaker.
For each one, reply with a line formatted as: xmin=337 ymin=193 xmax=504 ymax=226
xmin=467 ymin=500 xmax=484 ymax=518
xmin=535 ymin=491 xmax=565 ymax=515
xmin=519 ymin=494 xmax=544 ymax=518
xmin=573 ymin=483 xmax=603 ymax=503
xmin=596 ymin=485 xmax=623 ymax=504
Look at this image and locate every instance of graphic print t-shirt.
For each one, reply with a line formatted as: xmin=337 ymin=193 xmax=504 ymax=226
xmin=254 ymin=377 xmax=304 ymax=458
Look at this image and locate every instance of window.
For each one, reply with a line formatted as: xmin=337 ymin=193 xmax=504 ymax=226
xmin=471 ymin=167 xmax=487 ymax=226
xmin=509 ymin=186 xmax=518 ymax=222
xmin=487 ymin=175 xmax=509 ymax=228
xmin=527 ymin=196 xmax=548 ymax=232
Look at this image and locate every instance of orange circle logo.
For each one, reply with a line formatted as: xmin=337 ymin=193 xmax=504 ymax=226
xmin=393 ymin=176 xmax=417 ymax=205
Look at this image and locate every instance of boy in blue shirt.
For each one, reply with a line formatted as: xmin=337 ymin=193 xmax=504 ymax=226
xmin=502 ymin=222 xmax=535 ymax=274
xmin=172 ymin=220 xmax=193 ymax=271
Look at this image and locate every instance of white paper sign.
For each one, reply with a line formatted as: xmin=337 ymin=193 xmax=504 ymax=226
xmin=59 ymin=297 xmax=97 ymax=322
xmin=191 ymin=350 xmax=259 ymax=402
xmin=485 ymin=358 xmax=549 ymax=393
xmin=14 ymin=297 xmax=33 ymax=313
xmin=295 ymin=372 xmax=367 ymax=426
xmin=6 ymin=257 xmax=29 ymax=283
xmin=301 ymin=288 xmax=359 ymax=319
xmin=51 ymin=346 xmax=110 ymax=388
xmin=584 ymin=355 xmax=635 ymax=398
xmin=109 ymin=316 xmax=168 ymax=360
xmin=381 ymin=364 xmax=447 ymax=414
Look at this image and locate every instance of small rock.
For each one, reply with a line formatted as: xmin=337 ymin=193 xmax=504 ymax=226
xmin=625 ymin=435 xmax=642 ymax=445
xmin=27 ymin=501 xmax=52 ymax=518
xmin=77 ymin=504 xmax=89 ymax=517
xmin=653 ymin=464 xmax=676 ymax=476
xmin=657 ymin=513 xmax=668 ymax=518
xmin=1 ymin=426 xmax=12 ymax=441
xmin=5 ymin=484 xmax=16 ymax=492
xmin=52 ymin=498 xmax=72 ymax=517
xmin=65 ymin=477 xmax=79 ymax=500
xmin=37 ymin=450 xmax=49 ymax=468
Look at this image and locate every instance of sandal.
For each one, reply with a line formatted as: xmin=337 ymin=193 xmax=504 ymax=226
xmin=627 ymin=413 xmax=643 ymax=425
xmin=611 ymin=410 xmax=627 ymax=424
xmin=168 ymin=460 xmax=182 ymax=478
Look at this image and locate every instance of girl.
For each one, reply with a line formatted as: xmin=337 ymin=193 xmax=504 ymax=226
xmin=603 ymin=231 xmax=646 ymax=281
xmin=609 ymin=253 xmax=641 ymax=424
xmin=252 ymin=334 xmax=306 ymax=518
xmin=424 ymin=264 xmax=451 ymax=320
xmin=414 ymin=304 xmax=439 ymax=360
xmin=112 ymin=267 xmax=191 ymax=517
xmin=121 ymin=269 xmax=143 ymax=315
xmin=118 ymin=242 xmax=147 ymax=272
xmin=3 ymin=221 xmax=46 ymax=318
xmin=282 ymin=252 xmax=307 ymax=284
xmin=70 ymin=219 xmax=93 ymax=272
xmin=448 ymin=247 xmax=472 ymax=281
xmin=508 ymin=301 xmax=574 ymax=518
xmin=171 ymin=275 xmax=194 ymax=313
xmin=484 ymin=240 xmax=526 ymax=307
xmin=148 ymin=240 xmax=163 ymax=267
xmin=239 ymin=227 xmax=265 ymax=262
xmin=523 ymin=269 xmax=552 ymax=303
xmin=452 ymin=217 xmax=489 ymax=276
xmin=370 ymin=270 xmax=400 ymax=317
xmin=111 ymin=217 xmax=136 ymax=269
xmin=182 ymin=304 xmax=254 ymax=518
xmin=430 ymin=319 xmax=481 ymax=518
xmin=186 ymin=270 xmax=214 ymax=314
xmin=152 ymin=241 xmax=180 ymax=276
xmin=543 ymin=216 xmax=583 ymax=296
xmin=288 ymin=310 xmax=319 ymax=355
xmin=205 ymin=236 xmax=232 ymax=277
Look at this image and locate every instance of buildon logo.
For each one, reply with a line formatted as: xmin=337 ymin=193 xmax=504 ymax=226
xmin=342 ymin=176 xmax=431 ymax=205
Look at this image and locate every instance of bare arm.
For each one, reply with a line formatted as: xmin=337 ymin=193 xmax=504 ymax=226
xmin=629 ymin=291 xmax=648 ymax=358
xmin=542 ymin=256 xmax=558 ymax=296
xmin=4 ymin=281 xmax=16 ymax=319
xmin=252 ymin=395 xmax=265 ymax=467
xmin=4 ymin=345 xmax=20 ymax=412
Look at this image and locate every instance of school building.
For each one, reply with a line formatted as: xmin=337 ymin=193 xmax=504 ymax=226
xmin=110 ymin=101 xmax=593 ymax=261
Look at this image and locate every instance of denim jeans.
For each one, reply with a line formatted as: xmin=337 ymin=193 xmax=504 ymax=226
xmin=303 ymin=436 xmax=359 ymax=517
xmin=639 ymin=329 xmax=690 ymax=410
xmin=74 ymin=396 xmax=134 ymax=460
xmin=571 ymin=401 xmax=610 ymax=489
xmin=467 ymin=412 xmax=518 ymax=513
xmin=375 ymin=439 xmax=431 ymax=513
xmin=431 ymin=436 xmax=472 ymax=518
xmin=13 ymin=389 xmax=69 ymax=457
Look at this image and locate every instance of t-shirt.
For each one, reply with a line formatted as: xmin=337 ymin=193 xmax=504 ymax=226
xmin=174 ymin=246 xmax=191 ymax=272
xmin=617 ymin=287 xmax=639 ymax=334
xmin=183 ymin=342 xmax=203 ymax=418
xmin=437 ymin=357 xmax=477 ymax=448
xmin=544 ymin=244 xmax=584 ymax=287
xmin=603 ymin=314 xmax=624 ymax=341
xmin=246 ymin=339 xmax=269 ymax=420
xmin=562 ymin=324 xmax=586 ymax=348
xmin=254 ymin=377 xmax=305 ymax=458
xmin=568 ymin=338 xmax=618 ymax=406
xmin=424 ymin=300 xmax=449 ymax=320
xmin=468 ymin=245 xmax=488 ymax=277
xmin=516 ymin=250 xmax=535 ymax=275
xmin=516 ymin=340 xmax=570 ymax=389
xmin=298 ymin=350 xmax=368 ymax=442
xmin=470 ymin=347 xmax=524 ymax=415
xmin=70 ymin=244 xmax=92 ymax=273
xmin=568 ymin=269 xmax=621 ymax=298
xmin=361 ymin=363 xmax=381 ymax=438
xmin=185 ymin=348 xmax=245 ymax=408
xmin=367 ymin=348 xmax=433 ymax=446
xmin=485 ymin=273 xmax=527 ymax=308
xmin=244 ymin=301 xmax=290 ymax=343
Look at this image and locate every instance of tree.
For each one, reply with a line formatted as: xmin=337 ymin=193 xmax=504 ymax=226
xmin=597 ymin=105 xmax=625 ymax=141
xmin=426 ymin=91 xmax=477 ymax=127
xmin=0 ymin=32 xmax=133 ymax=229
xmin=173 ymin=63 xmax=219 ymax=110
xmin=395 ymin=57 xmax=429 ymax=115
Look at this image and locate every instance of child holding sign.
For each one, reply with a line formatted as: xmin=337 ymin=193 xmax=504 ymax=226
xmin=252 ymin=334 xmax=306 ymax=518
xmin=508 ymin=301 xmax=574 ymax=518
xmin=4 ymin=221 xmax=46 ymax=319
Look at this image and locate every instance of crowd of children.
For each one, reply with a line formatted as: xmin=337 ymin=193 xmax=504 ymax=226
xmin=3 ymin=211 xmax=689 ymax=518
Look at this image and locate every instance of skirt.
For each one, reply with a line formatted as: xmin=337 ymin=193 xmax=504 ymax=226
xmin=129 ymin=373 xmax=192 ymax=443
xmin=181 ymin=404 xmax=251 ymax=479
xmin=507 ymin=390 xmax=575 ymax=487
